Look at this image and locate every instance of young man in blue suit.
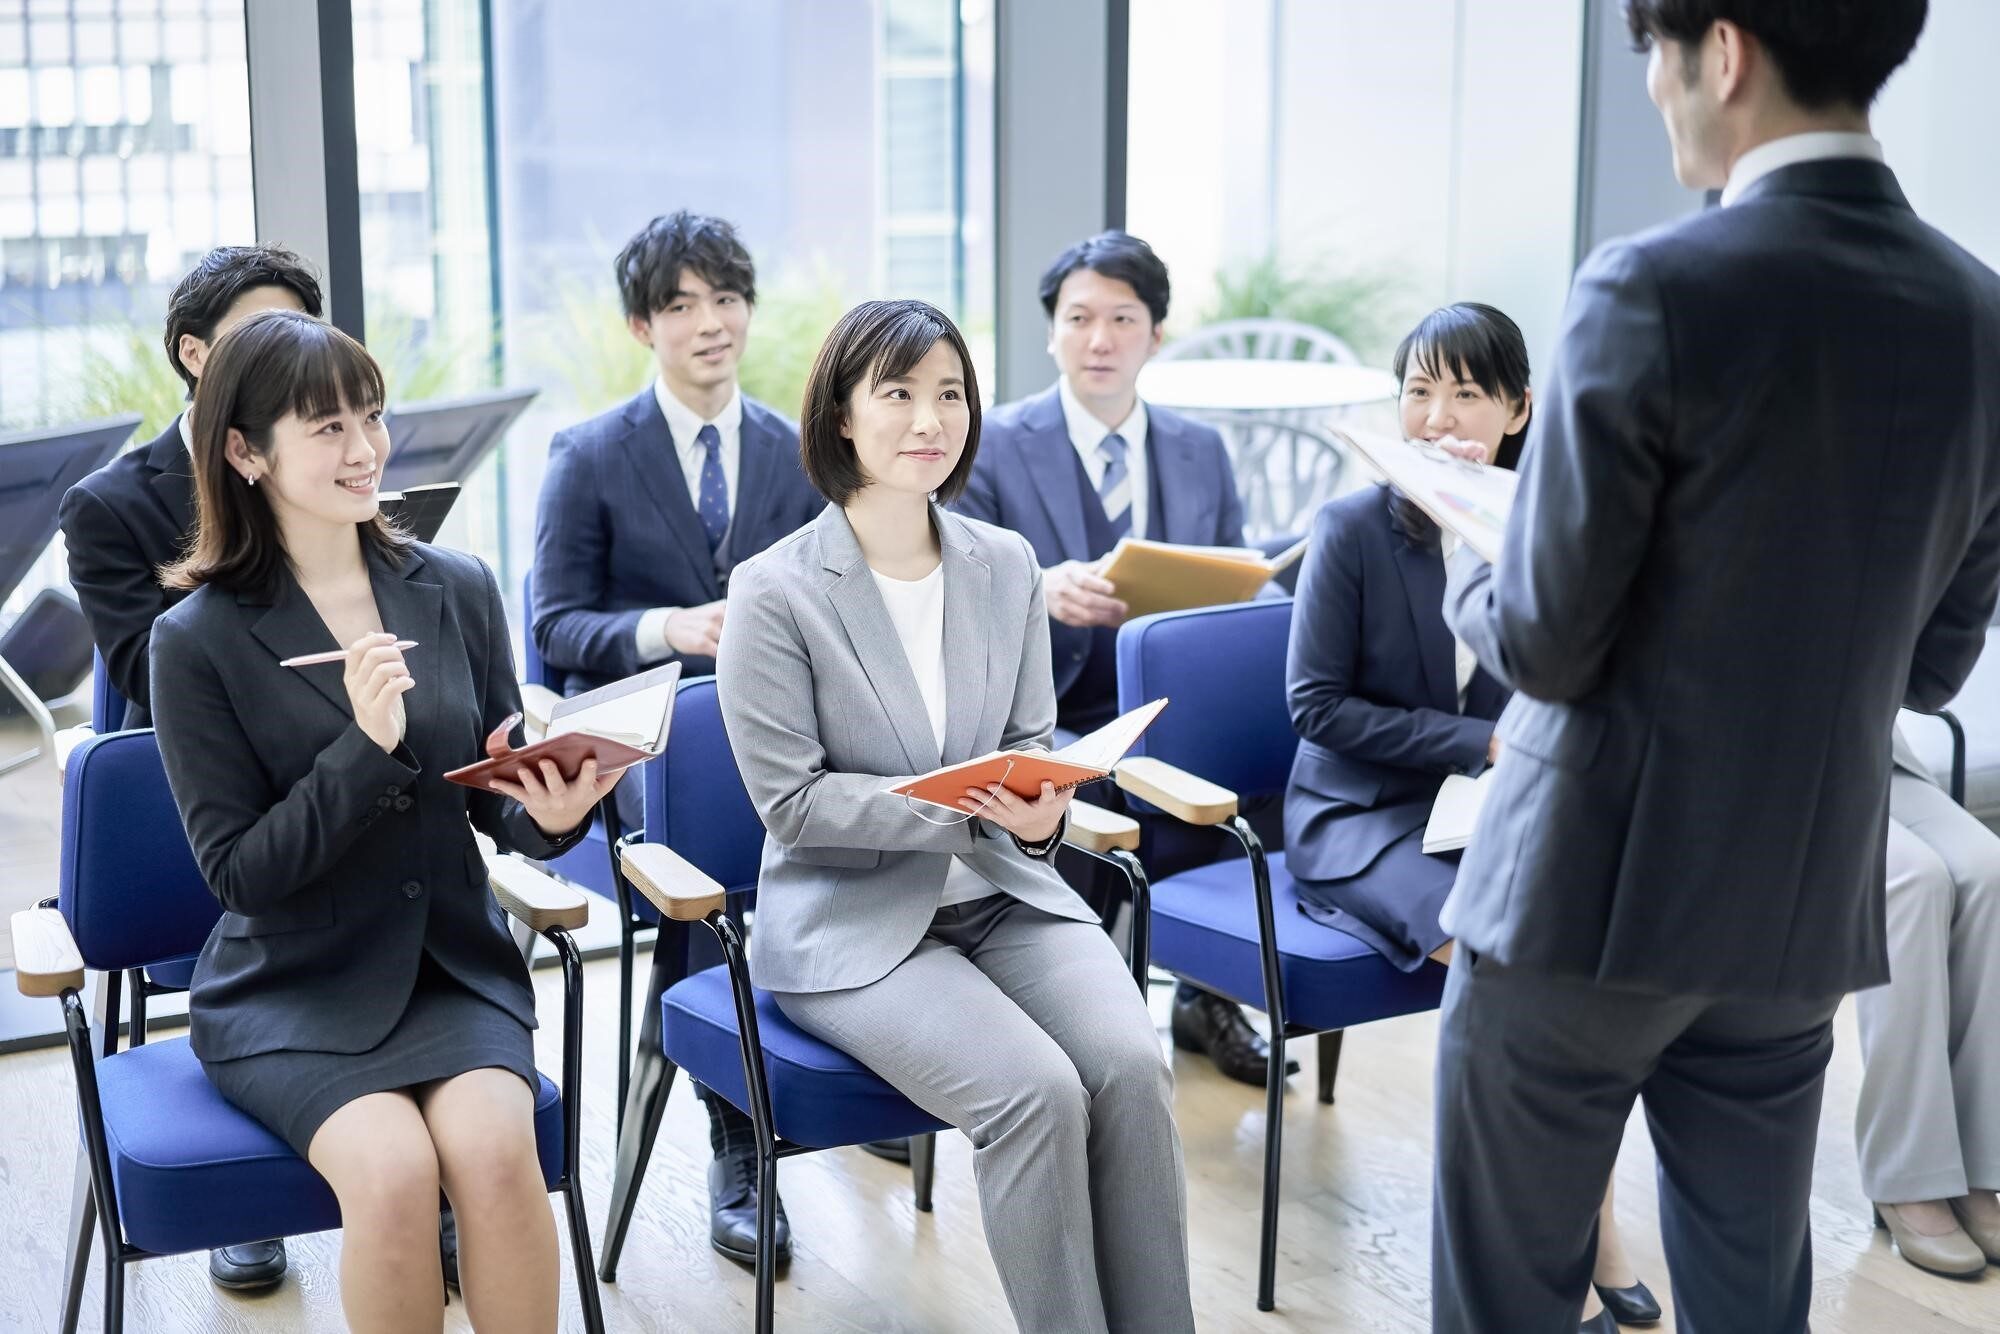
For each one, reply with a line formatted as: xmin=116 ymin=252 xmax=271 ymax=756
xmin=530 ymin=211 xmax=817 ymax=1268
xmin=1433 ymin=4 xmax=2000 ymax=1331
xmin=957 ymin=231 xmax=1292 ymax=1088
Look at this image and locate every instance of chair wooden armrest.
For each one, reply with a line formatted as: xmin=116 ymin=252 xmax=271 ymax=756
xmin=1064 ymin=799 xmax=1141 ymax=854
xmin=485 ymin=854 xmax=590 ymax=933
xmin=620 ymin=841 xmax=726 ymax=923
xmin=1114 ymin=756 xmax=1239 ymax=826
xmin=11 ymin=907 xmax=85 ymax=997
xmin=53 ymin=725 xmax=94 ymax=788
xmin=520 ymin=683 xmax=562 ymax=741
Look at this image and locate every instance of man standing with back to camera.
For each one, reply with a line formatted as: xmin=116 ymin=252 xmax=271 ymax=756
xmin=1430 ymin=3 xmax=2000 ymax=1331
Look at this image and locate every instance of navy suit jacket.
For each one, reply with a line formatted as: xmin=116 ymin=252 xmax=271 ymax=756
xmin=1446 ymin=159 xmax=2000 ymax=1000
xmin=530 ymin=387 xmax=819 ymax=695
xmin=58 ymin=416 xmax=195 ymax=726
xmin=956 ymin=384 xmax=1244 ymax=698
xmin=1285 ymin=487 xmax=1507 ymax=883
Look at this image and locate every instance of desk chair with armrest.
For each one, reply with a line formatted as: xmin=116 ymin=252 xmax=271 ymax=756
xmin=12 ymin=729 xmax=605 ymax=1334
xmin=1111 ymin=598 xmax=1449 ymax=1312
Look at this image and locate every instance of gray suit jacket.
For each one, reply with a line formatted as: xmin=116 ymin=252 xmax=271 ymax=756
xmin=716 ymin=504 xmax=1097 ymax=994
xmin=1444 ymin=158 xmax=2000 ymax=1001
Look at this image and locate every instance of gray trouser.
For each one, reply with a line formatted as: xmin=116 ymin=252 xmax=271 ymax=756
xmin=1854 ymin=771 xmax=2000 ymax=1202
xmin=774 ymin=894 xmax=1193 ymax=1334
xmin=1433 ymin=950 xmax=1839 ymax=1334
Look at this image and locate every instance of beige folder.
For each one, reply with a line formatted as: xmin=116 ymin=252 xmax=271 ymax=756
xmin=1096 ymin=537 xmax=1307 ymax=619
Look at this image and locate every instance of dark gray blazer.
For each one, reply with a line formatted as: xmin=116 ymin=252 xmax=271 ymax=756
xmin=151 ymin=541 xmax=586 ymax=1063
xmin=716 ymin=504 xmax=1096 ymax=994
xmin=1445 ymin=158 xmax=2000 ymax=1000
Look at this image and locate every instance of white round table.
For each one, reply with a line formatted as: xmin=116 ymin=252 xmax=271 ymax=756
xmin=1137 ymin=359 xmax=1398 ymax=414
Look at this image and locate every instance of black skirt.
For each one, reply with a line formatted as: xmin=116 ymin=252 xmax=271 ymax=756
xmin=202 ymin=951 xmax=538 ymax=1158
xmin=1293 ymin=825 xmax=1459 ymax=972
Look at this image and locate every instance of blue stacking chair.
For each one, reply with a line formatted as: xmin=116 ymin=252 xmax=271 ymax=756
xmin=596 ymin=677 xmax=949 ymax=1334
xmin=1112 ymin=598 xmax=1449 ymax=1312
xmin=10 ymin=729 xmax=606 ymax=1334
xmin=521 ymin=569 xmax=655 ymax=1128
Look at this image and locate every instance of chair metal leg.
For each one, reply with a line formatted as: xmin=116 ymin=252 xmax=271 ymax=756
xmin=59 ymin=1154 xmax=93 ymax=1334
xmin=1316 ymin=1030 xmax=1343 ymax=1105
xmin=615 ymin=915 xmax=635 ymax=1137
xmin=102 ymin=1250 xmax=124 ymax=1334
xmin=756 ymin=1151 xmax=778 ymax=1334
xmin=1259 ymin=1032 xmax=1286 ymax=1313
xmin=563 ymin=1181 xmax=606 ymax=1334
xmin=910 ymin=1132 xmax=936 ymax=1213
xmin=1110 ymin=848 xmax=1151 ymax=996
xmin=125 ymin=970 xmax=148 ymax=1046
xmin=598 ymin=926 xmax=688 ymax=1281
xmin=546 ymin=925 xmax=606 ymax=1333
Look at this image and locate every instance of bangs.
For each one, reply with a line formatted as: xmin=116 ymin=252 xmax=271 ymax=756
xmin=864 ymin=305 xmax=960 ymax=388
xmin=1393 ymin=303 xmax=1530 ymax=405
xmin=280 ymin=321 xmax=386 ymax=422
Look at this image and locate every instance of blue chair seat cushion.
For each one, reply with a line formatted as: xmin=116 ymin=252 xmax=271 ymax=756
xmin=94 ymin=1036 xmax=564 ymax=1256
xmin=1149 ymin=849 xmax=1445 ymax=1032
xmin=662 ymin=967 xmax=949 ymax=1150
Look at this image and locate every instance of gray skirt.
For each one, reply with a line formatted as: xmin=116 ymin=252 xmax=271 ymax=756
xmin=202 ymin=951 xmax=537 ymax=1158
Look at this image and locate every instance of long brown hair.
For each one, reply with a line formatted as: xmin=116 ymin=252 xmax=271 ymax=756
xmin=161 ymin=309 xmax=410 ymax=596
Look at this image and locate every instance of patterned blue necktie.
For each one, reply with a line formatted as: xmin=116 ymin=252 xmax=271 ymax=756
xmin=1098 ymin=432 xmax=1132 ymax=541
xmin=694 ymin=423 xmax=729 ymax=554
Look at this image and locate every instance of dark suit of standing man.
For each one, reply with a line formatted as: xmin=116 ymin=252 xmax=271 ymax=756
xmin=56 ymin=245 xmax=321 ymax=1290
xmin=529 ymin=211 xmax=819 ymax=1269
xmin=1431 ymin=6 xmax=2000 ymax=1332
xmin=957 ymin=231 xmax=1300 ymax=1091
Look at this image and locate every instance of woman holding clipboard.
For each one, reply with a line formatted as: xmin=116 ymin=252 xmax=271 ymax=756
xmin=150 ymin=309 xmax=613 ymax=1333
xmin=717 ymin=299 xmax=1194 ymax=1333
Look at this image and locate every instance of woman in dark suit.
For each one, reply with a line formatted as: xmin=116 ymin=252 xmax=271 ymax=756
xmin=1285 ymin=303 xmax=1655 ymax=1331
xmin=150 ymin=309 xmax=613 ymax=1334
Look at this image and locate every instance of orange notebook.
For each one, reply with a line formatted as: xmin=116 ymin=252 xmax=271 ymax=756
xmin=888 ymin=698 xmax=1168 ymax=809
xmin=445 ymin=663 xmax=681 ymax=793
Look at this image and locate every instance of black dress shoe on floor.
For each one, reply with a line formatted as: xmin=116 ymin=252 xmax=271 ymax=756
xmin=208 ymin=1239 xmax=287 ymax=1291
xmin=861 ymin=1138 xmax=912 ymax=1164
xmin=440 ymin=1208 xmax=459 ymax=1290
xmin=1595 ymin=1278 xmax=1662 ymax=1325
xmin=1170 ymin=989 xmax=1301 ymax=1087
xmin=1580 ymin=1310 xmax=1619 ymax=1334
xmin=710 ymin=1143 xmax=792 ymax=1268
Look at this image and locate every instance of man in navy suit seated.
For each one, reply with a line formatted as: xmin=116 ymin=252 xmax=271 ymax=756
xmin=957 ymin=230 xmax=1292 ymax=1088
xmin=530 ymin=210 xmax=818 ymax=1269
xmin=59 ymin=244 xmax=323 ymax=1294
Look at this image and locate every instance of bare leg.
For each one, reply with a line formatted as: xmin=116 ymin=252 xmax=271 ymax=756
xmin=418 ymin=1068 xmax=558 ymax=1334
xmin=1429 ymin=940 xmax=1456 ymax=966
xmin=307 ymin=1092 xmax=446 ymax=1334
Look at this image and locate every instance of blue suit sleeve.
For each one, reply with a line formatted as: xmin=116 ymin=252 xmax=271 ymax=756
xmin=1908 ymin=494 xmax=2000 ymax=711
xmin=1290 ymin=503 xmax=1492 ymax=774
xmin=531 ymin=430 xmax=643 ymax=682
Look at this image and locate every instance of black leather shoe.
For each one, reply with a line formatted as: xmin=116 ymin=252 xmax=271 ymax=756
xmin=208 ymin=1239 xmax=287 ymax=1291
xmin=440 ymin=1208 xmax=459 ymax=1290
xmin=1580 ymin=1310 xmax=1619 ymax=1334
xmin=1170 ymin=990 xmax=1300 ymax=1087
xmin=709 ymin=1142 xmax=791 ymax=1268
xmin=1594 ymin=1279 xmax=1662 ymax=1325
xmin=861 ymin=1138 xmax=912 ymax=1164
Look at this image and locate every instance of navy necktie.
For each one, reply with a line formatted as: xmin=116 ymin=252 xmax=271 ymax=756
xmin=694 ymin=424 xmax=728 ymax=554
xmin=1098 ymin=432 xmax=1132 ymax=541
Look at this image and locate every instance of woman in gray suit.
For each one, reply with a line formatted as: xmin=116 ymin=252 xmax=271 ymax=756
xmin=716 ymin=299 xmax=1193 ymax=1332
xmin=150 ymin=310 xmax=613 ymax=1333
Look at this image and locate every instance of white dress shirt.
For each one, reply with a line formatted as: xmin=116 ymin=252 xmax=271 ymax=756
xmin=1719 ymin=130 xmax=1883 ymax=207
xmin=636 ymin=379 xmax=745 ymax=661
xmin=872 ymin=562 xmax=997 ymax=907
xmin=177 ymin=409 xmax=193 ymax=453
xmin=1438 ymin=532 xmax=1479 ymax=711
xmin=1057 ymin=376 xmax=1151 ymax=542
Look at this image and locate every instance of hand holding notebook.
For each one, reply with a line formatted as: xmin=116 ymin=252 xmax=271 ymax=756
xmin=1094 ymin=538 xmax=1306 ymax=619
xmin=445 ymin=662 xmax=681 ymax=793
xmin=889 ymin=697 xmax=1169 ymax=810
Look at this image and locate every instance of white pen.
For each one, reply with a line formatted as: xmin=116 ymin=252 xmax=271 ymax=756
xmin=279 ymin=640 xmax=418 ymax=668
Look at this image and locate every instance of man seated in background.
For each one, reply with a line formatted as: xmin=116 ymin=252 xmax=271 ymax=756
xmin=58 ymin=243 xmax=323 ymax=1293
xmin=956 ymin=229 xmax=1294 ymax=1088
xmin=530 ymin=209 xmax=818 ymax=1269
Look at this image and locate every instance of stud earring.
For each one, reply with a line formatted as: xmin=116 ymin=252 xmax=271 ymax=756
xmin=245 ymin=474 xmax=257 ymax=487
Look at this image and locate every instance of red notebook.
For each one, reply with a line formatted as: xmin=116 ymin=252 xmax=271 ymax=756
xmin=888 ymin=698 xmax=1168 ymax=809
xmin=445 ymin=663 xmax=681 ymax=793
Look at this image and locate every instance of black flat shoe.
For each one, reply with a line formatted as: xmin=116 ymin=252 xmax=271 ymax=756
xmin=1594 ymin=1279 xmax=1661 ymax=1325
xmin=1170 ymin=989 xmax=1300 ymax=1087
xmin=1580 ymin=1310 xmax=1619 ymax=1334
xmin=208 ymin=1238 xmax=287 ymax=1291
xmin=861 ymin=1138 xmax=912 ymax=1164
xmin=709 ymin=1142 xmax=792 ymax=1268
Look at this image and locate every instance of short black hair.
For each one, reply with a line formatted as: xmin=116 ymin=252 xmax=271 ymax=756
xmin=614 ymin=210 xmax=758 ymax=321
xmin=799 ymin=299 xmax=981 ymax=507
xmin=1625 ymin=1 xmax=1927 ymax=110
xmin=1037 ymin=230 xmax=1171 ymax=327
xmin=163 ymin=245 xmax=324 ymax=393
